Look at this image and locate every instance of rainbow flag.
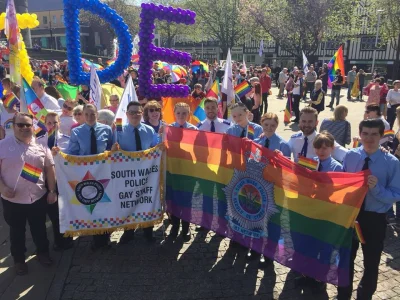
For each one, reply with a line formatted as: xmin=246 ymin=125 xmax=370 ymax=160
xmin=234 ymin=81 xmax=252 ymax=98
xmin=206 ymin=79 xmax=220 ymax=99
xmin=165 ymin=127 xmax=369 ymax=286
xmin=247 ymin=124 xmax=255 ymax=140
xmin=298 ymin=156 xmax=319 ymax=171
xmin=116 ymin=118 xmax=123 ymax=132
xmin=384 ymin=130 xmax=395 ymax=139
xmin=22 ymin=77 xmax=48 ymax=137
xmin=353 ymin=140 xmax=361 ymax=148
xmin=327 ymin=45 xmax=345 ymax=88
xmin=284 ymin=94 xmax=292 ymax=123
xmin=193 ymin=98 xmax=207 ymax=124
xmin=20 ymin=162 xmax=42 ymax=184
xmin=3 ymin=92 xmax=19 ymax=108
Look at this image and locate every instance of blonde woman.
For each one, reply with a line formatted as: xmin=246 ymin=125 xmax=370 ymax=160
xmin=319 ymin=105 xmax=351 ymax=147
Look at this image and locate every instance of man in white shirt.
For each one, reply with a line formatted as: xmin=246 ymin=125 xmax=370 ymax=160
xmin=197 ymin=97 xmax=231 ymax=133
xmin=288 ymin=107 xmax=347 ymax=163
xmin=278 ymin=68 xmax=288 ymax=98
xmin=31 ymin=78 xmax=60 ymax=111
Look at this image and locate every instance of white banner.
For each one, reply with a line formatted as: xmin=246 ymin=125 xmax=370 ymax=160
xmin=54 ymin=145 xmax=164 ymax=236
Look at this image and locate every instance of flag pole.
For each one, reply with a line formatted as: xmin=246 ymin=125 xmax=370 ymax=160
xmin=13 ymin=163 xmax=24 ymax=191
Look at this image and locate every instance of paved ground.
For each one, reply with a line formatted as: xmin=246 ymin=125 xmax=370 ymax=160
xmin=0 ymin=86 xmax=399 ymax=300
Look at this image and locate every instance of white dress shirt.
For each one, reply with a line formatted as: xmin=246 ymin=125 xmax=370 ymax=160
xmin=288 ymin=131 xmax=348 ymax=163
xmin=197 ymin=118 xmax=231 ymax=133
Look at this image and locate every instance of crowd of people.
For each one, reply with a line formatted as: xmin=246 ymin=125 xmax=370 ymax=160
xmin=0 ymin=57 xmax=399 ymax=300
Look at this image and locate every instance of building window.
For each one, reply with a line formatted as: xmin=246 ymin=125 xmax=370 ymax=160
xmin=360 ymin=36 xmax=385 ymax=51
xmin=246 ymin=55 xmax=255 ymax=63
xmin=321 ymin=41 xmax=341 ymax=50
xmin=43 ymin=16 xmax=48 ymax=25
xmin=61 ymin=15 xmax=64 ymax=24
xmin=52 ymin=16 xmax=57 ymax=24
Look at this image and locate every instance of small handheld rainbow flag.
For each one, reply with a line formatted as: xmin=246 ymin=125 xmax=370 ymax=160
xmin=353 ymin=140 xmax=361 ymax=148
xmin=354 ymin=221 xmax=365 ymax=244
xmin=384 ymin=130 xmax=395 ymax=139
xmin=298 ymin=156 xmax=318 ymax=171
xmin=116 ymin=118 xmax=123 ymax=132
xmin=3 ymin=93 xmax=19 ymax=108
xmin=234 ymin=81 xmax=252 ymax=98
xmin=247 ymin=124 xmax=255 ymax=140
xmin=20 ymin=162 xmax=42 ymax=184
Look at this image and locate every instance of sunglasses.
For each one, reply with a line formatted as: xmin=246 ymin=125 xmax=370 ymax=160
xmin=127 ymin=110 xmax=142 ymax=115
xmin=15 ymin=123 xmax=33 ymax=128
xmin=63 ymin=103 xmax=73 ymax=111
xmin=148 ymin=108 xmax=161 ymax=113
xmin=74 ymin=112 xmax=82 ymax=116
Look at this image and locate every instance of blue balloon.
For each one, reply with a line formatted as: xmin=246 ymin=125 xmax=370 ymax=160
xmin=64 ymin=0 xmax=133 ymax=85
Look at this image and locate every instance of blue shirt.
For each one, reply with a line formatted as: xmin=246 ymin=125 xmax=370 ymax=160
xmin=343 ymin=146 xmax=400 ymax=213
xmin=65 ymin=123 xmax=113 ymax=155
xmin=115 ymin=123 xmax=159 ymax=151
xmin=314 ymin=156 xmax=343 ymax=172
xmin=254 ymin=133 xmax=291 ymax=158
xmin=225 ymin=122 xmax=263 ymax=140
xmin=170 ymin=122 xmax=198 ymax=130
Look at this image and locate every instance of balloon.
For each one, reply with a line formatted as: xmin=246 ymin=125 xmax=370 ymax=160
xmin=137 ymin=3 xmax=195 ymax=98
xmin=64 ymin=0 xmax=132 ymax=85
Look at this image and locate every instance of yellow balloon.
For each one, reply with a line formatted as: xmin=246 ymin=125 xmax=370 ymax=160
xmin=32 ymin=13 xmax=37 ymax=20
xmin=34 ymin=20 xmax=39 ymax=27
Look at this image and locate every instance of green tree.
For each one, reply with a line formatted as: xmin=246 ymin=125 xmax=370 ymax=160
xmin=80 ymin=0 xmax=141 ymax=53
xmin=240 ymin=0 xmax=359 ymax=63
xmin=185 ymin=0 xmax=246 ymax=58
xmin=152 ymin=0 xmax=201 ymax=48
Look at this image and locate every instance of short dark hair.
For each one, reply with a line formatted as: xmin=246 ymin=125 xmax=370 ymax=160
xmin=313 ymin=131 xmax=335 ymax=148
xmin=204 ymin=97 xmax=218 ymax=106
xmin=127 ymin=101 xmax=143 ymax=111
xmin=359 ymin=118 xmax=385 ymax=136
xmin=365 ymin=105 xmax=381 ymax=116
xmin=300 ymin=107 xmax=318 ymax=120
xmin=13 ymin=112 xmax=33 ymax=124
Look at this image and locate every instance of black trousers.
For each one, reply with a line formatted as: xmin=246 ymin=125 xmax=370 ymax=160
xmin=292 ymin=94 xmax=301 ymax=121
xmin=387 ymin=104 xmax=400 ymax=129
xmin=303 ymin=82 xmax=315 ymax=99
xmin=2 ymin=195 xmax=49 ymax=263
xmin=47 ymin=201 xmax=72 ymax=247
xmin=260 ymin=93 xmax=269 ymax=115
xmin=337 ymin=210 xmax=386 ymax=300
xmin=170 ymin=215 xmax=189 ymax=233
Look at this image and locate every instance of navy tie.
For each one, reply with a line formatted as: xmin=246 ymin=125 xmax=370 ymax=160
xmin=264 ymin=138 xmax=269 ymax=148
xmin=240 ymin=128 xmax=246 ymax=138
xmin=360 ymin=157 xmax=371 ymax=211
xmin=318 ymin=162 xmax=322 ymax=171
xmin=134 ymin=128 xmax=142 ymax=151
xmin=210 ymin=121 xmax=215 ymax=132
xmin=90 ymin=127 xmax=97 ymax=155
xmin=300 ymin=137 xmax=308 ymax=157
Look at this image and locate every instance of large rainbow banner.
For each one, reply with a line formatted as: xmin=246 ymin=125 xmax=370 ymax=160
xmin=165 ymin=127 xmax=368 ymax=286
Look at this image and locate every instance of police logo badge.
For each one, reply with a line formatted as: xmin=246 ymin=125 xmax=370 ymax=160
xmin=223 ymin=148 xmax=278 ymax=238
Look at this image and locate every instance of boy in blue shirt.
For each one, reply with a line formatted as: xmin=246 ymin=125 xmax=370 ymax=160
xmin=337 ymin=118 xmax=400 ymax=300
xmin=313 ymin=131 xmax=343 ymax=172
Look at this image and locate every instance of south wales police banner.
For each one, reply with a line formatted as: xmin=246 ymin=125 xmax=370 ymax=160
xmin=54 ymin=145 xmax=164 ymax=236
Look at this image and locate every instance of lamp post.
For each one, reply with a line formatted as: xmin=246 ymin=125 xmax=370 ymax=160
xmin=371 ymin=9 xmax=384 ymax=74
